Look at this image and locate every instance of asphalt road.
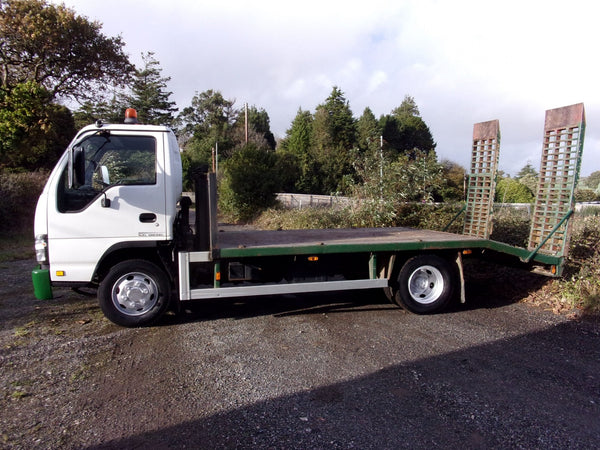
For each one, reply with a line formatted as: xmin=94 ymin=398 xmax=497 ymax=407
xmin=2 ymin=259 xmax=599 ymax=449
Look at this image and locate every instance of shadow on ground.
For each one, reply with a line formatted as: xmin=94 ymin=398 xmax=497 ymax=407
xmin=87 ymin=319 xmax=600 ymax=449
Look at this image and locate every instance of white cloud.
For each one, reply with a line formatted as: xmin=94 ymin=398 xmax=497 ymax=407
xmin=367 ymin=71 xmax=388 ymax=94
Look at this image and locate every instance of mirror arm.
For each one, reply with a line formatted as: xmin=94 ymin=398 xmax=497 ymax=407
xmin=101 ymin=192 xmax=111 ymax=208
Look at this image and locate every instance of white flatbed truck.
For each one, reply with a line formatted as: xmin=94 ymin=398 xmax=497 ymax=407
xmin=32 ymin=104 xmax=586 ymax=326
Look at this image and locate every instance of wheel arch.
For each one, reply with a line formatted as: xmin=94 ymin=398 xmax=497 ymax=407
xmin=93 ymin=241 xmax=174 ymax=285
xmin=386 ymin=250 xmax=461 ymax=279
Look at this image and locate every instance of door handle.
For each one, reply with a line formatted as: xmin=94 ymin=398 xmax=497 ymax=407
xmin=139 ymin=213 xmax=157 ymax=223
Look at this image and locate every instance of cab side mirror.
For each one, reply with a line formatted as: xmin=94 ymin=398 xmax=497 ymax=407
xmin=74 ymin=147 xmax=85 ymax=186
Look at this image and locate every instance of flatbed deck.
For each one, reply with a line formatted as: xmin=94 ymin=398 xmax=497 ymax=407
xmin=179 ymin=226 xmax=562 ymax=302
xmin=216 ymin=227 xmax=484 ymax=256
xmin=213 ymin=226 xmax=562 ymax=267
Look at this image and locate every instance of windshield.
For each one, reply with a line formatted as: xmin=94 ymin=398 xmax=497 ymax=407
xmin=76 ymin=134 xmax=157 ymax=188
xmin=58 ymin=134 xmax=157 ymax=213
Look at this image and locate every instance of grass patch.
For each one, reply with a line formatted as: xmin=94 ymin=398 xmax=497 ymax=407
xmin=0 ymin=230 xmax=34 ymax=263
xmin=70 ymin=364 xmax=90 ymax=383
xmin=9 ymin=380 xmax=33 ymax=399
xmin=13 ymin=320 xmax=37 ymax=339
xmin=11 ymin=390 xmax=30 ymax=399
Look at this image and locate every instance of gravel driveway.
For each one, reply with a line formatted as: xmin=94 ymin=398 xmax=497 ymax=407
xmin=1 ymin=258 xmax=599 ymax=449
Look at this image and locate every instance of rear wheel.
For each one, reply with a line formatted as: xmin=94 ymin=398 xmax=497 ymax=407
xmin=98 ymin=260 xmax=171 ymax=327
xmin=391 ymin=255 xmax=456 ymax=314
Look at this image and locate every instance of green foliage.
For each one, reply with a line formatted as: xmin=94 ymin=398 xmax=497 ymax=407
xmin=182 ymin=136 xmax=214 ymax=169
xmin=391 ymin=95 xmax=421 ymax=118
xmin=255 ymin=199 xmax=464 ymax=232
xmin=495 ymin=177 xmax=535 ymax=203
xmin=73 ymin=52 xmax=177 ymax=128
xmin=278 ymin=108 xmax=320 ymax=193
xmin=0 ymin=0 xmax=131 ymax=171
xmin=276 ymin=90 xmax=438 ymax=196
xmin=0 ymin=81 xmax=49 ymax=167
xmin=0 ymin=0 xmax=133 ymax=101
xmin=0 ymin=171 xmax=48 ymax=233
xmin=384 ymin=114 xmax=436 ymax=156
xmin=311 ymin=87 xmax=357 ymax=194
xmin=561 ymin=216 xmax=600 ymax=313
xmin=208 ymin=88 xmax=439 ymax=199
xmin=177 ymin=90 xmax=238 ymax=184
xmin=178 ymin=90 xmax=237 ymax=147
xmin=575 ymin=188 xmax=600 ymax=202
xmin=254 ymin=206 xmax=351 ymax=230
xmin=490 ymin=206 xmax=531 ymax=247
xmin=516 ymin=162 xmax=538 ymax=179
xmin=218 ymin=144 xmax=281 ymax=222
xmin=274 ymin=152 xmax=301 ymax=193
xmin=279 ymin=109 xmax=313 ymax=156
xmin=126 ymin=52 xmax=178 ymax=126
xmin=231 ymin=106 xmax=276 ymax=150
xmin=73 ymin=98 xmax=124 ymax=129
xmin=379 ymin=95 xmax=435 ymax=158
xmin=352 ymin=149 xmax=443 ymax=203
xmin=176 ymin=91 xmax=279 ymax=191
xmin=515 ymin=162 xmax=538 ymax=194
xmin=356 ymin=107 xmax=381 ymax=154
xmin=439 ymin=159 xmax=466 ymax=201
xmin=0 ymin=82 xmax=75 ymax=170
xmin=580 ymin=171 xmax=600 ymax=192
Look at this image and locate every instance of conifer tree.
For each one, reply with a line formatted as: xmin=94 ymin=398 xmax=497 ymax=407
xmin=126 ymin=52 xmax=177 ymax=126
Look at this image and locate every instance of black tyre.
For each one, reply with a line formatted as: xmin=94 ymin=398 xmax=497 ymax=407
xmin=392 ymin=255 xmax=456 ymax=314
xmin=98 ymin=260 xmax=171 ymax=327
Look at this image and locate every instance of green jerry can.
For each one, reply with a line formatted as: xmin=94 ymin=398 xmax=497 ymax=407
xmin=32 ymin=267 xmax=53 ymax=300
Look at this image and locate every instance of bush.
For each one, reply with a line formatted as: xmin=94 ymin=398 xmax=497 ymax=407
xmin=254 ymin=200 xmax=465 ymax=232
xmin=0 ymin=171 xmax=48 ymax=233
xmin=495 ymin=178 xmax=534 ymax=203
xmin=575 ymin=188 xmax=600 ymax=202
xmin=218 ymin=144 xmax=281 ymax=222
xmin=560 ymin=216 xmax=600 ymax=313
xmin=490 ymin=206 xmax=531 ymax=247
xmin=255 ymin=206 xmax=352 ymax=230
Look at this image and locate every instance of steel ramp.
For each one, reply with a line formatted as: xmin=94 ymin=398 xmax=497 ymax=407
xmin=463 ymin=120 xmax=501 ymax=238
xmin=527 ymin=103 xmax=585 ymax=258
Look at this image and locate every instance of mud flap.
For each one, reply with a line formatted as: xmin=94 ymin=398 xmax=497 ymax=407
xmin=456 ymin=252 xmax=466 ymax=304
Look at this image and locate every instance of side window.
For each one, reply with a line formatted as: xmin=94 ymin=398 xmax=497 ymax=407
xmin=92 ymin=147 xmax=156 ymax=188
xmin=57 ymin=134 xmax=157 ymax=213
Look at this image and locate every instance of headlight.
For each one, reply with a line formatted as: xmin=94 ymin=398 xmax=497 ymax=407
xmin=35 ymin=234 xmax=48 ymax=263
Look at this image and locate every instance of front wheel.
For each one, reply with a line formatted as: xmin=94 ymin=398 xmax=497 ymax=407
xmin=391 ymin=255 xmax=456 ymax=314
xmin=98 ymin=260 xmax=171 ymax=327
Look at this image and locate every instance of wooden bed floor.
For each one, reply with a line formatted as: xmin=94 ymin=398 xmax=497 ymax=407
xmin=216 ymin=227 xmax=485 ymax=250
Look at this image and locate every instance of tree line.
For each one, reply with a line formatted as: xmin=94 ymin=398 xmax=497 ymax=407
xmin=1 ymin=0 xmax=597 ymax=221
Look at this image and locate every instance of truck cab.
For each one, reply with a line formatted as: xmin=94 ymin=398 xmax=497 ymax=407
xmin=33 ymin=111 xmax=182 ymax=324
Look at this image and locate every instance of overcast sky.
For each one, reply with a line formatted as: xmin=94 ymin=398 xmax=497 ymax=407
xmin=58 ymin=0 xmax=598 ymax=177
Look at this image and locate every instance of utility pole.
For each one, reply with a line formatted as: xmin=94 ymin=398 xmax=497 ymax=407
xmin=380 ymin=135 xmax=384 ymax=199
xmin=245 ymin=103 xmax=248 ymax=144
